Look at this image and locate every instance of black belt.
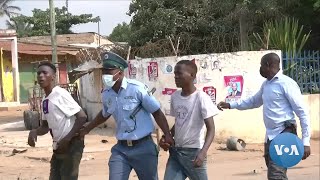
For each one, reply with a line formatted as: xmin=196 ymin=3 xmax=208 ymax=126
xmin=118 ymin=135 xmax=152 ymax=147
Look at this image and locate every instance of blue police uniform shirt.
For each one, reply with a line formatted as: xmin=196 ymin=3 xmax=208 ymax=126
xmin=101 ymin=77 xmax=160 ymax=140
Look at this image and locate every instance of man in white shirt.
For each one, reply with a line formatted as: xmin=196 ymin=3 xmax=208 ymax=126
xmin=218 ymin=53 xmax=311 ymax=180
xmin=27 ymin=62 xmax=87 ymax=180
xmin=160 ymin=60 xmax=218 ymax=180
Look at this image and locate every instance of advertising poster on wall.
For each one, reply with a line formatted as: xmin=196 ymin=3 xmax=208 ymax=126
xmin=162 ymin=88 xmax=177 ymax=115
xmin=163 ymin=62 xmax=174 ymax=74
xmin=203 ymin=86 xmax=217 ymax=104
xmin=162 ymin=88 xmax=177 ymax=95
xmin=148 ymin=62 xmax=158 ymax=81
xmin=128 ymin=61 xmax=137 ymax=79
xmin=224 ymin=75 xmax=244 ymax=103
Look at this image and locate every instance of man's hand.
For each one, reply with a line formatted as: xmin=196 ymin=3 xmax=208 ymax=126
xmin=159 ymin=136 xmax=171 ymax=151
xmin=302 ymin=146 xmax=311 ymax=160
xmin=78 ymin=123 xmax=90 ymax=140
xmin=217 ymin=102 xmax=231 ymax=111
xmin=164 ymin=134 xmax=174 ymax=147
xmin=28 ymin=130 xmax=37 ymax=147
xmin=193 ymin=150 xmax=207 ymax=167
xmin=55 ymin=138 xmax=71 ymax=154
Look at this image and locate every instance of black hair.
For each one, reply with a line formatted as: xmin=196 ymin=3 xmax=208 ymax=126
xmin=38 ymin=62 xmax=57 ymax=73
xmin=262 ymin=53 xmax=280 ymax=67
xmin=176 ymin=60 xmax=198 ymax=74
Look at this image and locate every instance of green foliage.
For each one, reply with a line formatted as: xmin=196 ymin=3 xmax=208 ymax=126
xmin=252 ymin=17 xmax=310 ymax=58
xmin=108 ymin=22 xmax=131 ymax=42
xmin=250 ymin=17 xmax=311 ymax=80
xmin=127 ymin=0 xmax=242 ymax=56
xmin=314 ymin=0 xmax=320 ymax=8
xmin=6 ymin=16 xmax=32 ymax=37
xmin=0 ymin=0 xmax=20 ymax=18
xmin=8 ymin=6 xmax=100 ymax=36
xmin=286 ymin=56 xmax=320 ymax=94
xmin=125 ymin=0 xmax=315 ymax=57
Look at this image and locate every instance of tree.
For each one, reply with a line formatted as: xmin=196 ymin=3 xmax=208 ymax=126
xmin=314 ymin=0 xmax=320 ymax=8
xmin=108 ymin=22 xmax=131 ymax=42
xmin=8 ymin=6 xmax=100 ymax=36
xmin=127 ymin=0 xmax=320 ymax=58
xmin=6 ymin=16 xmax=32 ymax=37
xmin=128 ymin=0 xmax=241 ymax=55
xmin=221 ymin=0 xmax=302 ymax=50
xmin=0 ymin=0 xmax=20 ymax=18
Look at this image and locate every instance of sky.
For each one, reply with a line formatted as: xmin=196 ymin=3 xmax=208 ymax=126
xmin=0 ymin=0 xmax=132 ymax=36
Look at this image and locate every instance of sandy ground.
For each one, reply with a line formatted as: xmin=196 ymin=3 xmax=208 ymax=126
xmin=0 ymin=111 xmax=319 ymax=180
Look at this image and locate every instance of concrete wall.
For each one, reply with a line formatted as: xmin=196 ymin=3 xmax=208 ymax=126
xmin=303 ymin=94 xmax=320 ymax=140
xmin=80 ymin=50 xmax=319 ymax=143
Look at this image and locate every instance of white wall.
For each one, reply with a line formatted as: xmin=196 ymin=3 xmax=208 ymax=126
xmin=80 ymin=50 xmax=283 ymax=143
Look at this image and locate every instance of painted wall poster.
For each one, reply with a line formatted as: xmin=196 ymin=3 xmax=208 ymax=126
xmin=162 ymin=88 xmax=177 ymax=115
xmin=162 ymin=88 xmax=177 ymax=95
xmin=224 ymin=75 xmax=244 ymax=103
xmin=203 ymin=86 xmax=217 ymax=104
xmin=128 ymin=61 xmax=137 ymax=79
xmin=148 ymin=62 xmax=158 ymax=81
xmin=211 ymin=60 xmax=221 ymax=71
xmin=163 ymin=62 xmax=174 ymax=74
xmin=200 ymin=60 xmax=208 ymax=69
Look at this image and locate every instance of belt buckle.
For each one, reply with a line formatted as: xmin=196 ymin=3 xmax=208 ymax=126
xmin=127 ymin=140 xmax=133 ymax=147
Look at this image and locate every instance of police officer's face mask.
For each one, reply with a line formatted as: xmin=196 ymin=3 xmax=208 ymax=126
xmin=102 ymin=71 xmax=120 ymax=88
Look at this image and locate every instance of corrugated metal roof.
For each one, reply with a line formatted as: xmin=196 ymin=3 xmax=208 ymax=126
xmin=0 ymin=41 xmax=80 ymax=55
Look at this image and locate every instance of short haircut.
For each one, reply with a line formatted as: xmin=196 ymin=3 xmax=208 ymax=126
xmin=38 ymin=62 xmax=56 ymax=73
xmin=176 ymin=60 xmax=198 ymax=74
xmin=262 ymin=53 xmax=280 ymax=66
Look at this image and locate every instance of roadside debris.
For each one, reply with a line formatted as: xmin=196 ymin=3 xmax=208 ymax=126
xmin=226 ymin=136 xmax=246 ymax=151
xmin=6 ymin=148 xmax=27 ymax=157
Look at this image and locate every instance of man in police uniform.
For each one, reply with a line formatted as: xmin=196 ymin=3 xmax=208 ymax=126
xmin=80 ymin=52 xmax=174 ymax=180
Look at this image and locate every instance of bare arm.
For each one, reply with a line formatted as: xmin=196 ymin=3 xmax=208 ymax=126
xmin=193 ymin=116 xmax=215 ymax=167
xmin=28 ymin=120 xmax=49 ymax=147
xmin=36 ymin=120 xmax=49 ymax=135
xmin=152 ymin=109 xmax=171 ymax=136
xmin=170 ymin=124 xmax=175 ymax=137
xmin=62 ymin=109 xmax=87 ymax=141
xmin=201 ymin=117 xmax=215 ymax=153
xmin=82 ymin=110 xmax=111 ymax=134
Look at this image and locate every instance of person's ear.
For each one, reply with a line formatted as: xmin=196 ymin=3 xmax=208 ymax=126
xmin=190 ymin=72 xmax=196 ymax=78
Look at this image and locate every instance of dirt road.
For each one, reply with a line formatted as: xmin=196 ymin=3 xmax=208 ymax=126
xmin=0 ymin=111 xmax=319 ymax=180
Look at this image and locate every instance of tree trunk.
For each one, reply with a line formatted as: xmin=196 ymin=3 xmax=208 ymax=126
xmin=239 ymin=15 xmax=249 ymax=51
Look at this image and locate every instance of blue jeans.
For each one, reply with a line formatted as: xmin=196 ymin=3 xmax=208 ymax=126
xmin=108 ymin=138 xmax=159 ymax=180
xmin=164 ymin=147 xmax=207 ymax=180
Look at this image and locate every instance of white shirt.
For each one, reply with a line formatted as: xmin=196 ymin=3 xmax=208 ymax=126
xmin=170 ymin=90 xmax=219 ymax=148
xmin=230 ymin=72 xmax=311 ymax=146
xmin=42 ymin=86 xmax=81 ymax=149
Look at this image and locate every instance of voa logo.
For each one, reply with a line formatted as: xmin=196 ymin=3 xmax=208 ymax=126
xmin=269 ymin=133 xmax=304 ymax=168
xmin=274 ymin=144 xmax=299 ymax=156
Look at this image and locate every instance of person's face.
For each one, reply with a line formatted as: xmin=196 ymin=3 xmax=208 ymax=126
xmin=232 ymin=83 xmax=237 ymax=91
xmin=259 ymin=58 xmax=269 ymax=78
xmin=37 ymin=65 xmax=55 ymax=88
xmin=102 ymin=68 xmax=122 ymax=81
xmin=174 ymin=64 xmax=194 ymax=88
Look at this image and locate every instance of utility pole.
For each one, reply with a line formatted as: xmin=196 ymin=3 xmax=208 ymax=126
xmin=49 ymin=0 xmax=59 ymax=83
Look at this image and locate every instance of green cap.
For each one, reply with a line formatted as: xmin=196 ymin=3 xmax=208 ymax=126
xmin=101 ymin=51 xmax=128 ymax=71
